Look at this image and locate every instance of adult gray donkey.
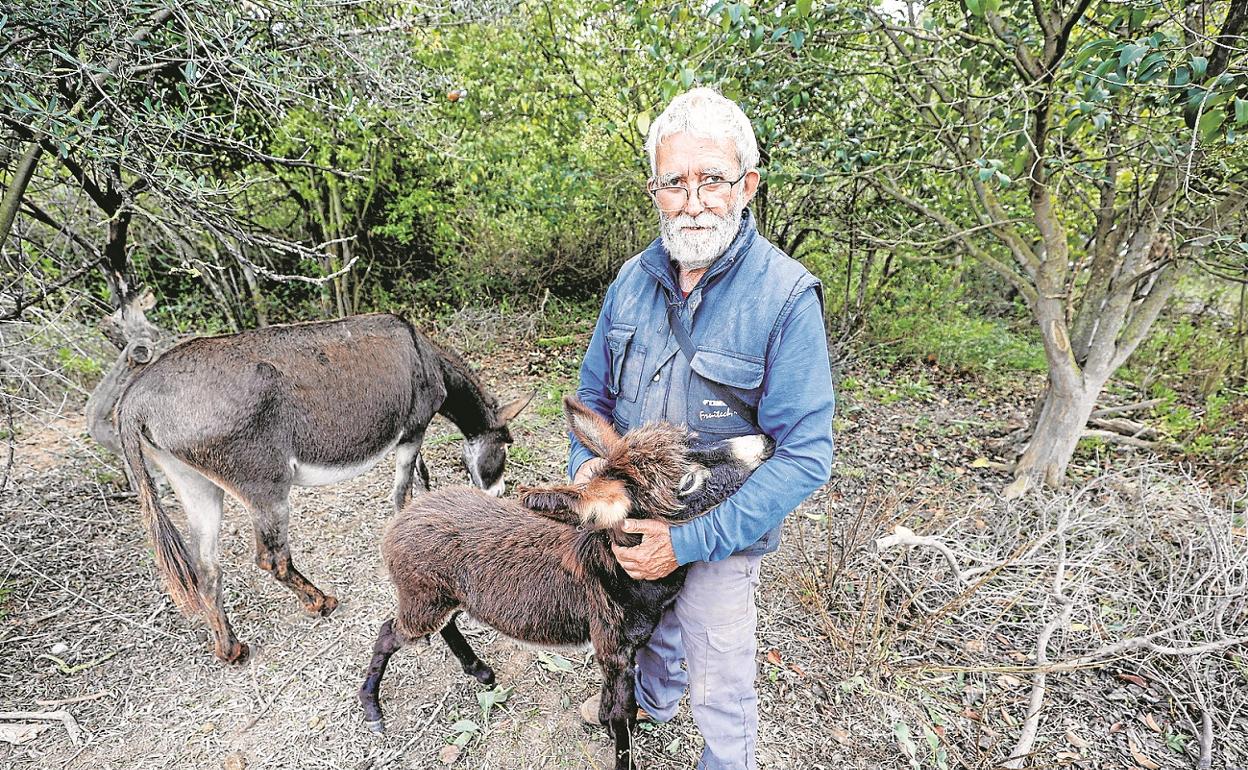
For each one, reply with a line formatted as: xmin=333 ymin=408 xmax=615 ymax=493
xmin=105 ymin=308 xmax=530 ymax=662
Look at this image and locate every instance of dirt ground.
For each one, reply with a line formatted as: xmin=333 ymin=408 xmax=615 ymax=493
xmin=1 ymin=336 xmax=1244 ymax=770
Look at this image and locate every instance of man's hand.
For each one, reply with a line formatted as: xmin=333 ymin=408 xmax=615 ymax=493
xmin=611 ymin=519 xmax=678 ymax=580
xmin=573 ymin=457 xmax=607 ymax=484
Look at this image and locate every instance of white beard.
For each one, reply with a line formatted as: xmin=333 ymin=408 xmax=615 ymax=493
xmin=659 ymin=193 xmax=746 ymax=271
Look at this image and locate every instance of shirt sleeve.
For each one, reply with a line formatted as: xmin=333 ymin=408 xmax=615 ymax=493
xmin=668 ymin=288 xmax=835 ymax=564
xmin=568 ymin=282 xmax=618 ymax=480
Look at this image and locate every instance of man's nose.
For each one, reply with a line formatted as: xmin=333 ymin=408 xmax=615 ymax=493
xmin=682 ymin=187 xmax=705 ymax=217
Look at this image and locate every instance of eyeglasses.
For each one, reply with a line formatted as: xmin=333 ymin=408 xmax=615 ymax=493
xmin=648 ymin=170 xmax=748 ymax=213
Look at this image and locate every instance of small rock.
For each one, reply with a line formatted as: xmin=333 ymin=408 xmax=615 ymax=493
xmin=199 ymin=722 xmax=216 ymax=734
xmin=438 ymin=744 xmax=461 ymax=765
xmin=223 ymin=752 xmax=247 ymax=770
xmin=307 ymin=715 xmax=325 ymax=730
xmin=50 ymin=642 xmax=69 ymax=655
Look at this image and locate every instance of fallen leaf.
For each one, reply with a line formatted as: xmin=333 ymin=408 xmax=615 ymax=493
xmin=1117 ymin=672 xmax=1149 ymax=689
xmin=964 ymin=639 xmax=986 ymax=654
xmin=1066 ymin=730 xmax=1090 ymax=749
xmin=1129 ymin=737 xmax=1161 ymax=770
xmin=1109 ymin=722 xmax=1126 ymax=733
xmin=766 ymin=648 xmax=782 ymax=666
xmin=996 ymin=674 xmax=1024 ymax=689
xmin=970 ymin=457 xmax=992 ymax=468
xmin=830 ymin=724 xmax=850 ymax=745
xmin=961 ymin=708 xmax=981 ymax=721
xmin=439 ymin=744 xmax=461 ymax=765
xmin=1141 ymin=713 xmax=1162 ymax=733
xmin=1000 ymin=707 xmax=1018 ymax=727
xmin=1055 ymin=750 xmax=1081 ymax=763
xmin=788 ymin=663 xmax=808 ymax=678
xmin=199 ymin=722 xmax=216 ymax=734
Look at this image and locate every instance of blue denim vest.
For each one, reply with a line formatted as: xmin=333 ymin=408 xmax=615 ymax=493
xmin=606 ymin=210 xmax=822 ymax=443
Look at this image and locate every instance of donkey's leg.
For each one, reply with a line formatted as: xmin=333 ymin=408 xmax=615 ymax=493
xmin=358 ymin=617 xmax=409 ymax=733
xmin=391 ymin=432 xmax=426 ymax=513
xmin=359 ymin=590 xmax=457 ymax=732
xmin=439 ymin=613 xmax=495 ymax=685
xmin=246 ymin=494 xmax=338 ymax=616
xmin=154 ymin=451 xmax=247 ymax=663
xmin=592 ymin=628 xmax=639 ymax=770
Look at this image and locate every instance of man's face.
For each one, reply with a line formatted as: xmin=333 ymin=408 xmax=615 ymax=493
xmin=652 ymin=133 xmax=760 ymax=272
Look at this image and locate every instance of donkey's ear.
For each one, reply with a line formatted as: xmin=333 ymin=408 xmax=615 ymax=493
xmin=495 ymin=391 xmax=536 ymax=426
xmin=519 ymin=485 xmax=583 ymax=525
xmin=519 ymin=485 xmax=579 ymax=512
xmin=563 ymin=396 xmax=622 ymax=460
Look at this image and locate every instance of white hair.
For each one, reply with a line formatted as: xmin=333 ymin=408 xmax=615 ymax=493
xmin=644 ymin=87 xmax=760 ymax=176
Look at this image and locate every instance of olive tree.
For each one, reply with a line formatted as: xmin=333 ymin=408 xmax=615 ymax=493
xmin=847 ymin=0 xmax=1248 ymax=492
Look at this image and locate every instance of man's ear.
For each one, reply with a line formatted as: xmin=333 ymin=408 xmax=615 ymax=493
xmin=740 ymin=169 xmax=761 ymax=205
xmin=564 ymin=396 xmax=623 ymax=461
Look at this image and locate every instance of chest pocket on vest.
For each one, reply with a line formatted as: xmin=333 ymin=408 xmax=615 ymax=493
xmin=606 ymin=325 xmax=647 ymax=403
xmin=689 ymin=349 xmax=764 ymax=435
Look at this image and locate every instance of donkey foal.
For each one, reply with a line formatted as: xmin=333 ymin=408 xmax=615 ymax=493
xmin=359 ymin=396 xmax=772 ymax=770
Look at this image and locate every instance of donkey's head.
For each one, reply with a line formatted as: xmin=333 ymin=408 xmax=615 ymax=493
xmin=461 ymin=391 xmax=535 ymax=497
xmin=534 ymin=396 xmax=771 ymax=530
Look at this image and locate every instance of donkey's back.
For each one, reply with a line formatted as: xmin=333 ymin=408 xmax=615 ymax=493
xmin=122 ymin=313 xmax=442 ymax=476
xmin=114 ymin=312 xmax=531 ymax=663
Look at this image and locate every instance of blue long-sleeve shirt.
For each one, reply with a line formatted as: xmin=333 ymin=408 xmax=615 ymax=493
xmin=568 ymin=210 xmax=835 ymax=564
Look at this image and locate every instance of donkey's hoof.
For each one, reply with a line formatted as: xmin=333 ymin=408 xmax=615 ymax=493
xmin=308 ymin=594 xmax=339 ymax=617
xmin=216 ymin=640 xmax=250 ymax=665
xmin=364 ymin=719 xmax=386 ymax=735
xmin=468 ymin=663 xmax=496 ymax=686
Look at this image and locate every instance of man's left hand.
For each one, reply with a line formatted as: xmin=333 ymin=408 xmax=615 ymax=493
xmin=611 ymin=519 xmax=678 ymax=580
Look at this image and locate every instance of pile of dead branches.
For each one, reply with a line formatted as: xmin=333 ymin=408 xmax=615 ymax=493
xmin=810 ymin=466 xmax=1247 ymax=768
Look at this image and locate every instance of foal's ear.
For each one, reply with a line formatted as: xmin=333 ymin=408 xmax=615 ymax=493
xmin=519 ymin=479 xmax=630 ymax=529
xmin=495 ymin=391 xmax=536 ymax=426
xmin=563 ymin=396 xmax=623 ymax=461
xmin=519 ymin=486 xmax=580 ymax=512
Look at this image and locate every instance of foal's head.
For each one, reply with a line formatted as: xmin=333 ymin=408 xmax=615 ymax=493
xmin=550 ymin=396 xmax=772 ymax=529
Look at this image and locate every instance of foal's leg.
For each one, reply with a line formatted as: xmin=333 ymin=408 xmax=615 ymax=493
xmin=360 ymin=590 xmax=457 ymax=732
xmin=391 ymin=432 xmax=426 ymax=512
xmin=154 ymin=450 xmax=247 ymax=663
xmin=440 ymin=613 xmax=495 ymax=685
xmin=245 ymin=493 xmax=338 ymax=615
xmin=358 ymin=618 xmax=409 ymax=733
xmin=592 ymin=626 xmax=639 ymax=770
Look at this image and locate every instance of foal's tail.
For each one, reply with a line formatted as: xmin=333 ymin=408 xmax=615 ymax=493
xmin=117 ymin=403 xmax=205 ymax=616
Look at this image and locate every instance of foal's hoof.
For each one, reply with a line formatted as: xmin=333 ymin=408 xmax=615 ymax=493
xmin=467 ymin=662 xmax=495 ymax=686
xmin=307 ymin=594 xmax=339 ymax=617
xmin=364 ymin=718 xmax=386 ymax=735
xmin=216 ymin=640 xmax=250 ymax=665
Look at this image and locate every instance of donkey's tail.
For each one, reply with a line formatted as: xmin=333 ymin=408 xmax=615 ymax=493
xmin=117 ymin=403 xmax=205 ymax=616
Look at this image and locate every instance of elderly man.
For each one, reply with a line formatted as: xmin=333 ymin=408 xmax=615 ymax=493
xmin=568 ymin=88 xmax=835 ymax=769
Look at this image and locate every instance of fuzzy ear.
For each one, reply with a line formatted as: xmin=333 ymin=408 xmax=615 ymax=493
xmin=495 ymin=391 xmax=536 ymax=426
xmin=518 ymin=478 xmax=631 ymax=530
xmin=578 ymin=477 xmax=631 ymax=529
xmin=563 ymin=396 xmax=623 ymax=461
xmin=518 ymin=485 xmax=583 ymax=526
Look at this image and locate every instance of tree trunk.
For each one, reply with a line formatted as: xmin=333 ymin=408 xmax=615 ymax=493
xmin=1009 ymin=376 xmax=1103 ymax=495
